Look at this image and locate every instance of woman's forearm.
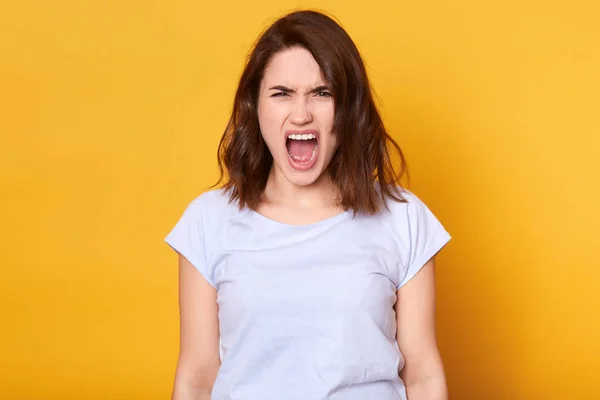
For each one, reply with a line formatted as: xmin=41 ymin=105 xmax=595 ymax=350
xmin=171 ymin=379 xmax=212 ymax=400
xmin=171 ymin=363 xmax=216 ymax=400
xmin=405 ymin=374 xmax=448 ymax=400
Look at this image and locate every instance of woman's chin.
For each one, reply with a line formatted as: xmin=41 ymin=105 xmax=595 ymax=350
xmin=287 ymin=170 xmax=322 ymax=186
xmin=277 ymin=162 xmax=324 ymax=187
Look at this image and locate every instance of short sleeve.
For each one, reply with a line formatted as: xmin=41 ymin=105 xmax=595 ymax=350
xmin=164 ymin=196 xmax=216 ymax=288
xmin=397 ymin=192 xmax=452 ymax=289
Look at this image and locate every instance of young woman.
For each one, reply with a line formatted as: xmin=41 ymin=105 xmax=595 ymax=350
xmin=165 ymin=10 xmax=451 ymax=400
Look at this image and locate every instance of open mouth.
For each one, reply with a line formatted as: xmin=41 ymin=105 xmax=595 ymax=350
xmin=286 ymin=132 xmax=319 ymax=170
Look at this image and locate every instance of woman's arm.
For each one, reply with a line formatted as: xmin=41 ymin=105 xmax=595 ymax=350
xmin=172 ymin=254 xmax=221 ymax=400
xmin=396 ymin=258 xmax=448 ymax=400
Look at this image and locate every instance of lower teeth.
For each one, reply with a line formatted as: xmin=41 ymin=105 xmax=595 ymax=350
xmin=289 ymin=145 xmax=318 ymax=164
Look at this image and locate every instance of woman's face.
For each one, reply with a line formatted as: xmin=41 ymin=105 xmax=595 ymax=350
xmin=257 ymin=47 xmax=337 ymax=187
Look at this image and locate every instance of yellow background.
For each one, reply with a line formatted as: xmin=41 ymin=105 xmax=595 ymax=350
xmin=1 ymin=0 xmax=599 ymax=398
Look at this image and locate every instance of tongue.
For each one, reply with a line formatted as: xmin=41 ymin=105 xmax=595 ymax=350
xmin=288 ymin=139 xmax=317 ymax=163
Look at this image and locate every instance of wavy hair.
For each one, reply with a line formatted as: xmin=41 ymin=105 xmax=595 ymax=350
xmin=216 ymin=10 xmax=408 ymax=215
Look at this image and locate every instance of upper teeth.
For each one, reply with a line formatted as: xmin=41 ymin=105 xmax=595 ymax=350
xmin=288 ymin=133 xmax=316 ymax=140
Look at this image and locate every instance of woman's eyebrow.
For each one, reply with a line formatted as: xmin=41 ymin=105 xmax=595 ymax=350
xmin=267 ymin=85 xmax=330 ymax=93
xmin=268 ymin=85 xmax=294 ymax=93
xmin=309 ymin=85 xmax=330 ymax=93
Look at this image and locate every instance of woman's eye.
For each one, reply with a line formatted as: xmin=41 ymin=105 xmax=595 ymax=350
xmin=271 ymin=92 xmax=289 ymax=97
xmin=316 ymin=91 xmax=332 ymax=97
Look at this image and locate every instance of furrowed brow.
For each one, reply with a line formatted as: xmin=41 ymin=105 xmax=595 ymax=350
xmin=268 ymin=85 xmax=294 ymax=93
xmin=309 ymin=85 xmax=330 ymax=93
xmin=267 ymin=85 xmax=330 ymax=94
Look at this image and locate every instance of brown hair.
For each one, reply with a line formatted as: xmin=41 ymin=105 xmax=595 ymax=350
xmin=216 ymin=9 xmax=408 ymax=215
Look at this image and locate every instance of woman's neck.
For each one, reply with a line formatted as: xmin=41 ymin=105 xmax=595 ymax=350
xmin=262 ymin=167 xmax=340 ymax=211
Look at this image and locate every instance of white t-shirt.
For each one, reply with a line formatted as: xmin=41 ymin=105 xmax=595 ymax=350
xmin=165 ymin=187 xmax=451 ymax=400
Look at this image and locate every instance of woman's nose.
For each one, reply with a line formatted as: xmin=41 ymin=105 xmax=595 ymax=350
xmin=289 ymin=98 xmax=313 ymax=125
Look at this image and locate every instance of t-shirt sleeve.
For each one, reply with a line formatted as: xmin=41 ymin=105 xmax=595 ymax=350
xmin=397 ymin=192 xmax=452 ymax=289
xmin=164 ymin=196 xmax=216 ymax=288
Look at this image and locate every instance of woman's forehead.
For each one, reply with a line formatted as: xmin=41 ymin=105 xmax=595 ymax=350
xmin=262 ymin=48 xmax=327 ymax=88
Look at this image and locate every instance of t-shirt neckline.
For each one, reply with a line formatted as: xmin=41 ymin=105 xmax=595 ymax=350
xmin=246 ymin=208 xmax=352 ymax=230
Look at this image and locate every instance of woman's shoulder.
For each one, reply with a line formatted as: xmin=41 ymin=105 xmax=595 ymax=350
xmin=379 ymin=186 xmax=422 ymax=217
xmin=377 ymin=186 xmax=447 ymax=235
xmin=175 ymin=188 xmax=239 ymax=259
xmin=187 ymin=187 xmax=238 ymax=221
xmin=195 ymin=186 xmax=232 ymax=205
